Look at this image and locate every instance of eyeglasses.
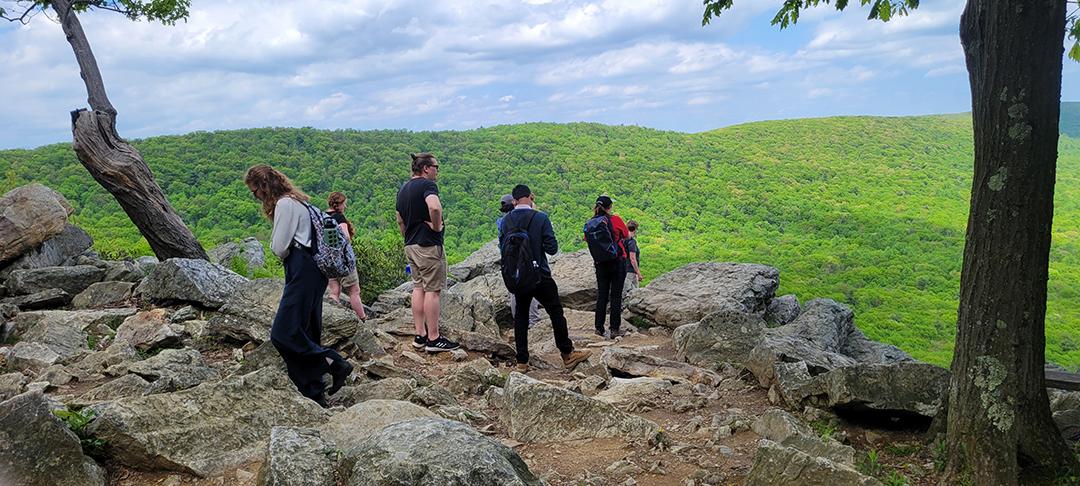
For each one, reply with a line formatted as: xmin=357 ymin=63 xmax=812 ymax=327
xmin=429 ymin=164 xmax=440 ymax=170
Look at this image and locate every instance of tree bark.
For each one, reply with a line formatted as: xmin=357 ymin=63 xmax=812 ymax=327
xmin=51 ymin=0 xmax=207 ymax=261
xmin=945 ymin=0 xmax=1077 ymax=484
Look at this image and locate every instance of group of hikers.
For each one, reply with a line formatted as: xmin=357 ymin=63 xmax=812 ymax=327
xmin=243 ymin=153 xmax=643 ymax=407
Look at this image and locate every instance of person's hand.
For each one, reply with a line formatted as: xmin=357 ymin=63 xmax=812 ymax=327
xmin=636 ymin=272 xmax=643 ymax=282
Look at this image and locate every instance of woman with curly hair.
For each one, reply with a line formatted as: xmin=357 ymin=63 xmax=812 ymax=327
xmin=325 ymin=191 xmax=367 ymax=321
xmin=245 ymin=164 xmax=352 ymax=408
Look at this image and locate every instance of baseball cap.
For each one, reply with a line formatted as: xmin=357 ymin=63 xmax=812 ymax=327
xmin=499 ymin=194 xmax=514 ymax=212
xmin=595 ymin=195 xmax=614 ymax=208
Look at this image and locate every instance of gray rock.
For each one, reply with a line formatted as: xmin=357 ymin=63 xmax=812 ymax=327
xmin=258 ymin=427 xmax=337 ymax=486
xmin=594 ymin=377 xmax=673 ymax=406
xmin=209 ymin=278 xmax=358 ymax=346
xmin=328 ymin=377 xmax=418 ymax=408
xmin=764 ymin=294 xmax=800 ymax=327
xmin=10 ymin=308 xmax=135 ymax=339
xmin=114 ymin=309 xmax=186 ymax=351
xmin=550 ymin=249 xmax=636 ymax=311
xmin=2 ymin=288 xmax=72 ymax=310
xmin=449 ymin=329 xmax=516 ymax=360
xmin=0 ymin=372 xmax=27 ymax=401
xmin=70 ymin=340 xmax=138 ymax=377
xmin=72 ymin=281 xmax=135 ymax=309
xmin=322 ymin=399 xmax=437 ymax=452
xmin=500 ymin=372 xmax=661 ymax=443
xmin=126 ymin=348 xmax=221 ymax=394
xmin=75 ymin=374 xmax=152 ymax=404
xmin=751 ymin=410 xmax=854 ymax=464
xmin=4 ymin=265 xmax=105 ymax=296
xmin=0 ymin=225 xmax=93 ymax=279
xmin=438 ymin=358 xmax=505 ymax=395
xmin=673 ymin=308 xmax=768 ymax=368
xmin=0 ymin=183 xmax=73 ymax=264
xmin=208 ymin=237 xmax=265 ymax=278
xmin=86 ymin=367 xmax=330 ymax=477
xmin=624 ymin=262 xmax=779 ymax=328
xmin=601 ymin=346 xmax=722 ymax=386
xmin=811 ymin=362 xmax=950 ymax=420
xmin=135 ymin=258 xmax=246 ymax=309
xmin=746 ymin=440 xmax=881 ymax=486
xmin=361 ymin=359 xmax=430 ymax=385
xmin=342 ymin=417 xmax=542 ymax=486
xmin=0 ymin=391 xmax=106 ymax=486
xmin=447 ymin=239 xmax=501 ymax=282
xmin=444 ymin=273 xmax=512 ymax=335
xmin=8 ymin=341 xmax=60 ymax=371
xmin=102 ymin=260 xmax=147 ymax=283
xmin=1053 ymin=409 xmax=1080 ymax=441
xmin=21 ymin=316 xmax=90 ymax=361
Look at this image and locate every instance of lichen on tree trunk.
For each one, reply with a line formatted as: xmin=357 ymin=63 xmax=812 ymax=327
xmin=945 ymin=0 xmax=1078 ymax=484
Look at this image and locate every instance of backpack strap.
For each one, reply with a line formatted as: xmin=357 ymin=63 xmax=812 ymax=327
xmin=510 ymin=209 xmax=537 ymax=234
xmin=300 ymin=201 xmax=320 ymax=253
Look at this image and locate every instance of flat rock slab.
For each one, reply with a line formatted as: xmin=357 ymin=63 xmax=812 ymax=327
xmin=343 ymin=417 xmax=542 ymax=486
xmin=72 ymin=281 xmax=135 ymax=309
xmin=321 ymin=399 xmax=436 ymax=452
xmin=0 ymin=391 xmax=106 ymax=486
xmin=746 ymin=439 xmax=882 ymax=486
xmin=258 ymin=426 xmax=337 ymax=486
xmin=5 ymin=265 xmax=105 ymax=297
xmin=501 ymin=372 xmax=660 ymax=443
xmin=86 ymin=367 xmax=329 ymax=477
xmin=136 ymin=258 xmax=246 ymax=309
xmin=601 ymin=345 xmax=722 ymax=386
xmin=625 ymin=262 xmax=779 ymax=328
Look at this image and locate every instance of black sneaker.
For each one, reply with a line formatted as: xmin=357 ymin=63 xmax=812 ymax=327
xmin=412 ymin=335 xmax=427 ymax=349
xmin=424 ymin=336 xmax=460 ymax=353
xmin=311 ymin=393 xmax=330 ymax=409
xmin=327 ymin=358 xmax=353 ymax=396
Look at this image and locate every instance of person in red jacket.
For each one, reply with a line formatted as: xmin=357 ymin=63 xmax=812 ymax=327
xmin=590 ymin=195 xmax=630 ymax=338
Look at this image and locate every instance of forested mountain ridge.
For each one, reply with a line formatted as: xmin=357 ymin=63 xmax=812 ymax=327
xmin=2 ymin=107 xmax=1079 ymax=367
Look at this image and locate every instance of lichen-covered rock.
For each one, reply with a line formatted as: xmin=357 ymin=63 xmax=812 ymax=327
xmin=126 ymin=348 xmax=221 ymax=394
xmin=0 ymin=372 xmax=28 ymax=401
xmin=2 ymin=288 xmax=73 ymax=310
xmin=812 ymin=362 xmax=949 ymax=419
xmin=328 ymin=377 xmax=419 ymax=408
xmin=135 ymin=258 xmax=246 ymax=309
xmin=257 ymin=427 xmax=337 ymax=486
xmin=746 ymin=439 xmax=881 ymax=486
xmin=672 ymin=307 xmax=768 ymax=368
xmin=438 ymin=358 xmax=505 ymax=395
xmin=8 ymin=341 xmax=60 ymax=372
xmin=72 ymin=281 xmax=135 ymax=309
xmin=114 ymin=309 xmax=185 ymax=352
xmin=0 ymin=391 xmax=106 ymax=486
xmin=500 ymin=372 xmax=660 ymax=443
xmin=751 ymin=410 xmax=854 ymax=464
xmin=208 ymin=237 xmax=265 ymax=278
xmin=342 ymin=417 xmax=542 ymax=486
xmin=594 ymin=377 xmax=672 ymax=406
xmin=322 ymin=399 xmax=437 ymax=452
xmin=86 ymin=367 xmax=330 ymax=477
xmin=74 ymin=374 xmax=152 ymax=405
xmin=625 ymin=262 xmax=779 ymax=328
xmin=0 ymin=225 xmax=93 ymax=279
xmin=0 ymin=184 xmax=73 ymax=264
xmin=447 ymin=239 xmax=501 ymax=282
xmin=4 ymin=265 xmax=105 ymax=297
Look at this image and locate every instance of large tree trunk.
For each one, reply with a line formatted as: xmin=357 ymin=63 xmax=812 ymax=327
xmin=51 ymin=0 xmax=207 ymax=261
xmin=945 ymin=0 xmax=1077 ymax=484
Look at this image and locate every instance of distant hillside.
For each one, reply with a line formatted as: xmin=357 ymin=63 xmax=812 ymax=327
xmin=2 ymin=117 xmax=1079 ymax=368
xmin=1062 ymin=101 xmax=1080 ymax=139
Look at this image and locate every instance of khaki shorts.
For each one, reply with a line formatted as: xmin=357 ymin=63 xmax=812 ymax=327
xmin=404 ymin=244 xmax=447 ymax=292
xmin=334 ymin=268 xmax=359 ymax=289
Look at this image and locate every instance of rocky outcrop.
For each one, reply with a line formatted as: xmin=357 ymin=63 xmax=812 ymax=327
xmin=0 ymin=224 xmax=93 ymax=280
xmin=764 ymin=294 xmax=800 ymax=327
xmin=342 ymin=417 xmax=542 ymax=486
xmin=625 ymin=262 xmax=779 ymax=328
xmin=208 ymin=278 xmax=360 ymax=346
xmin=114 ymin=309 xmax=186 ymax=352
xmin=500 ymin=372 xmax=661 ymax=443
xmin=672 ymin=308 xmax=769 ymax=368
xmin=208 ymin=237 xmax=265 ymax=277
xmin=0 ymin=391 xmax=106 ymax=486
xmin=86 ymin=368 xmax=329 ymax=477
xmin=72 ymin=281 xmax=135 ymax=309
xmin=447 ymin=239 xmax=501 ymax=282
xmin=258 ymin=427 xmax=337 ymax=486
xmin=549 ymin=249 xmax=635 ymax=311
xmin=0 ymin=184 xmax=73 ymax=264
xmin=135 ymin=258 xmax=247 ymax=309
xmin=4 ymin=265 xmax=105 ymax=296
xmin=321 ymin=399 xmax=436 ymax=452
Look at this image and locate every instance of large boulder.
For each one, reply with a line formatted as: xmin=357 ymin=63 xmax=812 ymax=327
xmin=672 ymin=308 xmax=769 ymax=368
xmin=600 ymin=346 xmax=722 ymax=386
xmin=0 ymin=225 xmax=93 ymax=280
xmin=765 ymin=294 xmax=801 ymax=327
xmin=85 ymin=367 xmax=330 ymax=477
xmin=8 ymin=341 xmax=61 ymax=371
xmin=751 ymin=410 xmax=854 ymax=464
xmin=746 ymin=440 xmax=882 ymax=486
xmin=2 ymin=288 xmax=73 ymax=310
xmin=624 ymin=262 xmax=780 ymax=328
xmin=126 ymin=348 xmax=221 ymax=394
xmin=0 ymin=184 xmax=73 ymax=264
xmin=321 ymin=399 xmax=436 ymax=452
xmin=258 ymin=427 xmax=337 ymax=486
xmin=4 ymin=265 xmax=105 ymax=296
xmin=780 ymin=362 xmax=951 ymax=421
xmin=0 ymin=391 xmax=106 ymax=486
xmin=135 ymin=258 xmax=247 ymax=309
xmin=549 ymin=249 xmax=635 ymax=311
xmin=208 ymin=237 xmax=266 ymax=277
xmin=448 ymin=239 xmax=501 ymax=282
xmin=72 ymin=281 xmax=135 ymax=309
xmin=342 ymin=417 xmax=542 ymax=486
xmin=500 ymin=372 xmax=660 ymax=443
xmin=442 ymin=273 xmax=510 ymax=336
xmin=20 ymin=313 xmax=95 ymax=362
xmin=114 ymin=309 xmax=186 ymax=352
xmin=208 ymin=278 xmax=359 ymax=346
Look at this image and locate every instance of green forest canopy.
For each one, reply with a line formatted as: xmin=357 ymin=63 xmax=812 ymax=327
xmin=3 ymin=106 xmax=1080 ymax=368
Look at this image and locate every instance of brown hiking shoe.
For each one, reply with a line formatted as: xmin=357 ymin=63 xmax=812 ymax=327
xmin=561 ymin=350 xmax=592 ymax=369
xmin=515 ymin=363 xmax=529 ymax=373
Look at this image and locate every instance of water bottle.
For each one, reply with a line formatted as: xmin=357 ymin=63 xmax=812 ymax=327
xmin=405 ymin=264 xmax=411 ymax=276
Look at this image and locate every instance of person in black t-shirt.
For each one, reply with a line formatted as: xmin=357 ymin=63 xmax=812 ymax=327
xmin=395 ymin=153 xmax=459 ymax=353
xmin=625 ymin=219 xmax=642 ymax=284
xmin=326 ymin=191 xmax=367 ymax=321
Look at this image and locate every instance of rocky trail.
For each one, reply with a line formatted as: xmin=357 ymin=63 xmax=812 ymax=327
xmin=2 ymin=183 xmax=1077 ymax=486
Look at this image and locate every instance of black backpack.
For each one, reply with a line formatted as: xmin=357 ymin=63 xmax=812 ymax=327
xmin=500 ymin=210 xmax=541 ymax=294
xmin=584 ymin=215 xmax=619 ymax=263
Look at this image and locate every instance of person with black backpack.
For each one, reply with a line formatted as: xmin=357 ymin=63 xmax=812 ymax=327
xmin=499 ymin=184 xmax=591 ymax=373
xmin=245 ymin=164 xmax=353 ymax=409
xmin=584 ymin=195 xmax=631 ymax=338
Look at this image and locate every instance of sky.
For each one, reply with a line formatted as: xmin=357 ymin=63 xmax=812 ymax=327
xmin=1 ymin=0 xmax=1077 ymax=149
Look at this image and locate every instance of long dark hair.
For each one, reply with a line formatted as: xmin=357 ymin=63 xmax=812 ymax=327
xmin=594 ymin=203 xmax=609 ymax=218
xmin=245 ymin=164 xmax=309 ymax=219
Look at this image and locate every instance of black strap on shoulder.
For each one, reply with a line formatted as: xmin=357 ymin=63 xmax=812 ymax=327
xmin=511 ymin=209 xmax=537 ymax=234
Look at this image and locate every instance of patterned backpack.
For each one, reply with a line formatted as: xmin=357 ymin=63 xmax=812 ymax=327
xmin=302 ymin=202 xmax=356 ymax=279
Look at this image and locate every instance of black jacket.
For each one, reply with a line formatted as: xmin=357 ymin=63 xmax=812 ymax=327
xmin=498 ymin=208 xmax=558 ymax=275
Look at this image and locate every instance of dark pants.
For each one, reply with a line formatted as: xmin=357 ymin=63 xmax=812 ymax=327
xmin=594 ymin=259 xmax=627 ymax=333
xmin=513 ymin=275 xmax=573 ymax=364
xmin=271 ymin=246 xmax=341 ymax=399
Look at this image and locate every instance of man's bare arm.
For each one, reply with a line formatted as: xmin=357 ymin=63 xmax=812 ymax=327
xmin=395 ymin=211 xmax=407 ymax=236
xmin=425 ymin=194 xmax=444 ymax=232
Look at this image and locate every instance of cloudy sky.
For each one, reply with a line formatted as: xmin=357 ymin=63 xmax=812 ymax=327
xmin=1 ymin=0 xmax=1077 ymax=149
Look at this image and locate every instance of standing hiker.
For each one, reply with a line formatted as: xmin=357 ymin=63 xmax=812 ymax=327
xmin=245 ymin=164 xmax=352 ymax=408
xmin=584 ymin=195 xmax=630 ymax=339
xmin=395 ymin=153 xmax=459 ymax=352
xmin=499 ymin=184 xmax=591 ymax=372
xmin=497 ymin=193 xmax=541 ymax=329
xmin=625 ymin=219 xmax=643 ymax=285
xmin=326 ymin=191 xmax=368 ymax=322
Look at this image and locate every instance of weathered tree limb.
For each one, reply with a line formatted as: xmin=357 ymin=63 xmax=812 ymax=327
xmin=51 ymin=0 xmax=207 ymax=261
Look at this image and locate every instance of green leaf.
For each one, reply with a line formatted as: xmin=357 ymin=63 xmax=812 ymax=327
xmin=1070 ymin=41 xmax=1080 ymax=63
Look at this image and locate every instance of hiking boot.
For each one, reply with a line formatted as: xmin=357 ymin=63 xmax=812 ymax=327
xmin=594 ymin=328 xmax=606 ymax=338
xmin=412 ymin=335 xmax=427 ymax=349
xmin=610 ymin=328 xmax=625 ymax=339
xmin=311 ymin=393 xmax=330 ymax=409
xmin=327 ymin=358 xmax=353 ymax=396
xmin=425 ymin=336 xmax=460 ymax=353
xmin=514 ymin=363 xmax=529 ymax=373
xmin=561 ymin=350 xmax=592 ymax=369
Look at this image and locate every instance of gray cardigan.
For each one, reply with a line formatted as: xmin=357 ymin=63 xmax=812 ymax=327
xmin=270 ymin=197 xmax=312 ymax=259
